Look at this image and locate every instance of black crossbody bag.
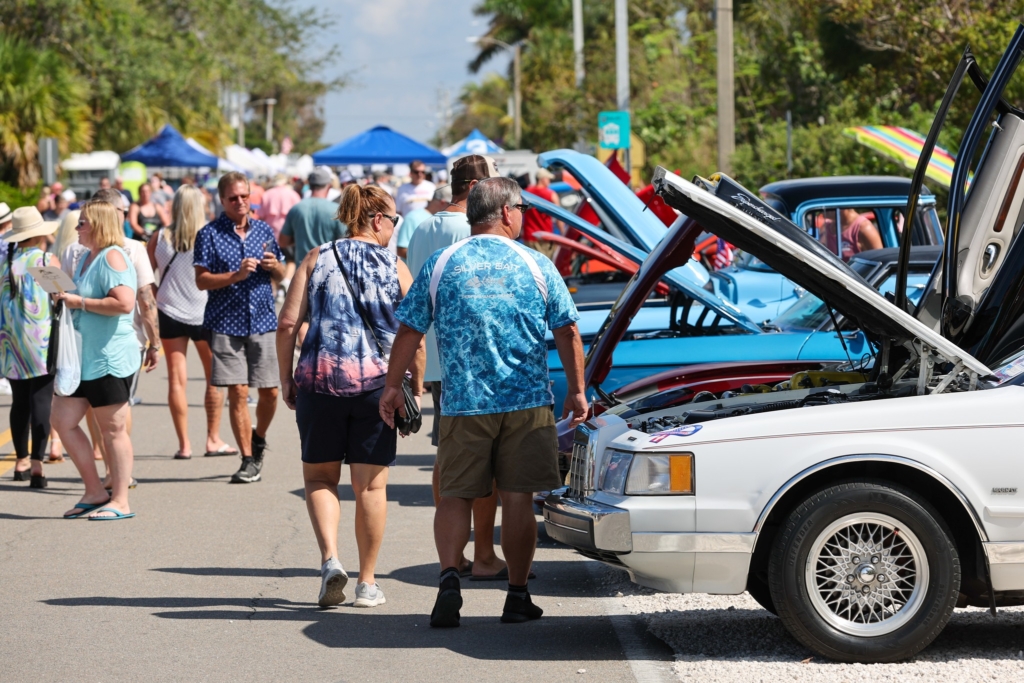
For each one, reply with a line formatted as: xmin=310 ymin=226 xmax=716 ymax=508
xmin=332 ymin=242 xmax=421 ymax=436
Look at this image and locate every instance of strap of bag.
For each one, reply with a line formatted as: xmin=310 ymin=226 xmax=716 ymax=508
xmin=331 ymin=241 xmax=387 ymax=360
xmin=428 ymin=234 xmax=547 ymax=310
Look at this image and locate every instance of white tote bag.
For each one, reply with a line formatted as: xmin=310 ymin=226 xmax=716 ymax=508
xmin=54 ymin=303 xmax=83 ymax=396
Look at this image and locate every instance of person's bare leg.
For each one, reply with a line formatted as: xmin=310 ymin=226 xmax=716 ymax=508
xmin=164 ymin=336 xmax=191 ymax=456
xmin=303 ymin=461 xmax=342 ymax=563
xmin=86 ymin=407 xmax=105 ymax=461
xmin=48 ymin=425 xmax=62 ymax=460
xmin=52 ymin=396 xmax=107 ymax=515
xmin=196 ymin=340 xmax=229 ymax=453
xmin=432 ymin=461 xmax=473 ymax=573
xmin=471 ymin=490 xmax=507 ymax=576
xmin=254 ymin=387 xmax=278 ymax=439
xmin=434 ymin=496 xmax=474 ymax=571
xmin=497 ymin=491 xmax=537 ymax=586
xmin=90 ymin=402 xmax=133 ymax=517
xmin=227 ymin=384 xmax=252 ymax=455
xmin=350 ymin=463 xmax=389 ymax=585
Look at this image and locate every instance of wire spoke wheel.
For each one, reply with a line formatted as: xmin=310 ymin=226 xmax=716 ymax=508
xmin=805 ymin=512 xmax=929 ymax=637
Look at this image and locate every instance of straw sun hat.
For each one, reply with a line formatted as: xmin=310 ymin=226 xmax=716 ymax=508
xmin=4 ymin=206 xmax=59 ymax=243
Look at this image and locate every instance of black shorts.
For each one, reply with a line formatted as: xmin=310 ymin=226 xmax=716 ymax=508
xmin=295 ymin=387 xmax=396 ymax=466
xmin=71 ymin=374 xmax=134 ymax=408
xmin=158 ymin=310 xmax=206 ymax=342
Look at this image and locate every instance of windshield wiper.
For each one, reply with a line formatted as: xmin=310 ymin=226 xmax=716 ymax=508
xmin=761 ymin=322 xmax=783 ymax=332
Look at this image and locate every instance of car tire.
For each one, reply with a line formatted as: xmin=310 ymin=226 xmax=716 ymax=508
xmin=768 ymin=480 xmax=960 ymax=662
xmin=746 ymin=575 xmax=777 ymax=615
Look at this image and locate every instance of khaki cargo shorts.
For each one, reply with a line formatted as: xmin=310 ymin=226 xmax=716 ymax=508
xmin=437 ymin=406 xmax=560 ymax=498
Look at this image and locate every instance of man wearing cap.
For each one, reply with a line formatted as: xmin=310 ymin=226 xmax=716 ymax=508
xmin=383 ymin=176 xmax=588 ymax=627
xmin=395 ymin=160 xmax=436 ymax=217
xmin=521 ymin=168 xmax=559 ymax=258
xmin=279 ymin=167 xmax=347 ymax=262
xmin=395 ymin=185 xmax=450 ymax=260
xmin=405 ymin=155 xmax=509 ymax=581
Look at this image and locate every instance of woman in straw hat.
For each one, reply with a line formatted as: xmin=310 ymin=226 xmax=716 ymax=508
xmin=0 ymin=207 xmax=61 ymax=488
xmin=52 ymin=200 xmax=140 ymax=520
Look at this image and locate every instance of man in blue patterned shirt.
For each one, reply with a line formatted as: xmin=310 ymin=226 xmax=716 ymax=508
xmin=195 ymin=172 xmax=286 ymax=484
xmin=381 ymin=177 xmax=588 ymax=627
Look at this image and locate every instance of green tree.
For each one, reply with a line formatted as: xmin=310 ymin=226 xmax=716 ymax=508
xmin=0 ymin=35 xmax=91 ymax=188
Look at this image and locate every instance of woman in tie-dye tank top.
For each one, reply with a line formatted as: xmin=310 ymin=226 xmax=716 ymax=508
xmin=0 ymin=207 xmax=62 ymax=488
xmin=277 ymin=183 xmax=424 ymax=608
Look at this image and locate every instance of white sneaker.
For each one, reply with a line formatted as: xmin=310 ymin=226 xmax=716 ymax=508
xmin=318 ymin=557 xmax=349 ymax=607
xmin=353 ymin=581 xmax=386 ymax=608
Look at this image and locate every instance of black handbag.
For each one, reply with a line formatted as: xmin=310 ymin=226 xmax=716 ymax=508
xmin=46 ymin=299 xmax=63 ymax=376
xmin=332 ymin=243 xmax=422 ymax=436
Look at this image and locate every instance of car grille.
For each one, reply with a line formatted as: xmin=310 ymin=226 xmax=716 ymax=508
xmin=566 ymin=425 xmax=593 ymax=499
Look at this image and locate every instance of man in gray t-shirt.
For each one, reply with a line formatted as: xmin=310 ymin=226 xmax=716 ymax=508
xmin=279 ymin=167 xmax=347 ymax=259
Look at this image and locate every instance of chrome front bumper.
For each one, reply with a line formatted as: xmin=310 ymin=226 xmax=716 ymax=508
xmin=542 ymin=488 xmax=632 ymax=553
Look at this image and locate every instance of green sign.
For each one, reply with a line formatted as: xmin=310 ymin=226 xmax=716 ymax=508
xmin=598 ymin=111 xmax=631 ymax=150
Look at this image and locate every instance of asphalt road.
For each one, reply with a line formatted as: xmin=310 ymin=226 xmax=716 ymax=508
xmin=0 ymin=351 xmax=674 ymax=682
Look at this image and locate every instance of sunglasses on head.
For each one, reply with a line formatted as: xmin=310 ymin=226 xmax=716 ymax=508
xmin=377 ymin=212 xmax=400 ymax=227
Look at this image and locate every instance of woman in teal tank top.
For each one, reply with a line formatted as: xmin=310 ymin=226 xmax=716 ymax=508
xmin=53 ymin=200 xmax=141 ymax=521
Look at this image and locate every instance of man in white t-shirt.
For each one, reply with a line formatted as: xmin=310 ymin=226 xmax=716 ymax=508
xmin=395 ymin=160 xmax=436 ymax=216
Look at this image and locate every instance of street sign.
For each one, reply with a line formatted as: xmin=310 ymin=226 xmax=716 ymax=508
xmin=38 ymin=137 xmax=59 ymax=185
xmin=598 ymin=111 xmax=631 ymax=150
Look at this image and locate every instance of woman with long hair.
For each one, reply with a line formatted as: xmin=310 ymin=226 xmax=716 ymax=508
xmin=52 ymin=201 xmax=140 ymax=520
xmin=277 ymin=184 xmax=424 ymax=608
xmin=0 ymin=208 xmax=60 ymax=487
xmin=129 ymin=183 xmax=170 ymax=241
xmin=146 ymin=186 xmax=235 ymax=459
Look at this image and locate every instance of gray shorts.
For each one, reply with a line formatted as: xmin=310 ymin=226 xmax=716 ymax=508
xmin=210 ymin=331 xmax=280 ymax=388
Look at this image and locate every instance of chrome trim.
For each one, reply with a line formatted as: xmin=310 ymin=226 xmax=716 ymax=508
xmin=752 ymin=454 xmax=989 ymax=543
xmin=632 ymin=532 xmax=755 ymax=553
xmin=985 ymin=506 xmax=1024 ymax=518
xmin=542 ymin=489 xmax=632 ymax=553
xmin=985 ymin=542 xmax=1024 ymax=564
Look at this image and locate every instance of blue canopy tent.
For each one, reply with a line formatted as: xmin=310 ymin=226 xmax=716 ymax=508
xmin=312 ymin=125 xmax=447 ymax=166
xmin=121 ymin=124 xmax=219 ymax=167
xmin=442 ymin=128 xmax=504 ymax=157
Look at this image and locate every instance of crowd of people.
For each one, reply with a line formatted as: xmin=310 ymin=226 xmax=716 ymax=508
xmin=1 ymin=155 xmax=588 ymax=625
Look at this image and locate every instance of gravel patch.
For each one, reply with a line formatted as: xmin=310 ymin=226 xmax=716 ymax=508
xmin=595 ymin=565 xmax=1024 ymax=682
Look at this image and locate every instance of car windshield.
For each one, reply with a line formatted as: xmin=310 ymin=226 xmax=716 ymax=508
xmin=770 ymin=271 xmax=931 ymax=332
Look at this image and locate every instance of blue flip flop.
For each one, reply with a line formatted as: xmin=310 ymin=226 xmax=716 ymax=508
xmin=87 ymin=507 xmax=136 ymax=521
xmin=64 ymin=498 xmax=112 ymax=519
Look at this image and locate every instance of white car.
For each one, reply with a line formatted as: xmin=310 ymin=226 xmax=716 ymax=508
xmin=544 ymin=36 xmax=1024 ymax=663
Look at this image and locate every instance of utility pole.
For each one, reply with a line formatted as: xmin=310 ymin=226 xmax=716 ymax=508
xmin=513 ymin=43 xmax=522 ymax=149
xmin=615 ymin=0 xmax=630 ymax=172
xmin=573 ymin=0 xmax=585 ymax=88
xmin=716 ymin=0 xmax=735 ymax=174
xmin=265 ymin=98 xmax=276 ymax=143
xmin=237 ymin=91 xmax=246 ymax=147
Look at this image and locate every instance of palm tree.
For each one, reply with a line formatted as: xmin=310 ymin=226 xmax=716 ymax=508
xmin=0 ymin=36 xmax=92 ymax=189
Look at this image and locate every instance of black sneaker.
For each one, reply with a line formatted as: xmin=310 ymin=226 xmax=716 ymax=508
xmin=500 ymin=591 xmax=543 ymax=623
xmin=429 ymin=587 xmax=463 ymax=628
xmin=251 ymin=430 xmax=268 ymax=473
xmin=231 ymin=456 xmax=261 ymax=483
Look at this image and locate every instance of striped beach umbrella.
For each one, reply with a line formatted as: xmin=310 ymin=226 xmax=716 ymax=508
xmin=844 ymin=125 xmax=958 ymax=189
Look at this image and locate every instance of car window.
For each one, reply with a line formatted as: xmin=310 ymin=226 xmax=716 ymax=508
xmin=801 ymin=204 xmax=941 ymax=261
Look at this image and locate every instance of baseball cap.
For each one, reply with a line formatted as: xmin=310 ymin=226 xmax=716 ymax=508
xmin=536 ymin=168 xmax=555 ymax=181
xmin=432 ymin=185 xmax=453 ymax=203
xmin=451 ymin=155 xmax=500 ymax=185
xmin=308 ymin=167 xmax=332 ymax=187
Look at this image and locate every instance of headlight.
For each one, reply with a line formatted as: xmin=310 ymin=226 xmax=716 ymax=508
xmin=598 ymin=450 xmax=633 ymax=494
xmin=625 ymin=452 xmax=694 ymax=495
xmin=597 ymin=451 xmax=695 ymax=495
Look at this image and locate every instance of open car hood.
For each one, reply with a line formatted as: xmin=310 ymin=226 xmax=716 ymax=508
xmin=538 ymin=149 xmax=671 ymax=251
xmin=522 ymin=190 xmax=758 ymax=332
xmin=652 ymin=168 xmax=991 ymax=376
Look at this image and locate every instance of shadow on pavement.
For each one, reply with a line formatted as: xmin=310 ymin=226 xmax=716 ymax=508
xmin=152 ymin=567 xmax=319 ymax=578
xmin=394 ymin=455 xmax=436 ymax=467
xmin=43 ymin=595 xmax=634 ymax=660
xmin=289 ymin=484 xmax=435 ymax=507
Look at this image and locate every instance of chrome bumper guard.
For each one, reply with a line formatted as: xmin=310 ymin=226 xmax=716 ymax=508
xmin=542 ymin=487 xmax=632 ymax=553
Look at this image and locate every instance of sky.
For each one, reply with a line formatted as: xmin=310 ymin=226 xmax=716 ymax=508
xmin=290 ymin=0 xmax=510 ymax=147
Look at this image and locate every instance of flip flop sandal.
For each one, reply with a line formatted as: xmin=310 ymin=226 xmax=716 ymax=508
xmin=459 ymin=561 xmax=474 ymax=578
xmin=104 ymin=478 xmax=138 ymax=491
xmin=12 ymin=469 xmax=32 ymax=481
xmin=469 ymin=567 xmax=538 ymax=582
xmin=88 ymin=507 xmax=136 ymax=521
xmin=174 ymin=451 xmax=192 ymax=460
xmin=30 ymin=474 xmax=47 ymax=489
xmin=64 ymin=498 xmax=112 ymax=519
xmin=46 ymin=454 xmax=65 ymax=463
xmin=203 ymin=444 xmax=239 ymax=457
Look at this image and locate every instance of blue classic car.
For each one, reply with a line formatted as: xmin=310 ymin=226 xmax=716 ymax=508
xmin=710 ymin=176 xmax=944 ymax=320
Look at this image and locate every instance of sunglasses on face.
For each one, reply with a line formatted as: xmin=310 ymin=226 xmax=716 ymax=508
xmin=410 ymin=168 xmax=426 ymax=175
xmin=377 ymin=212 xmax=400 ymax=227
xmin=226 ymin=194 xmax=250 ymax=203
xmin=510 ymin=203 xmax=530 ymax=213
